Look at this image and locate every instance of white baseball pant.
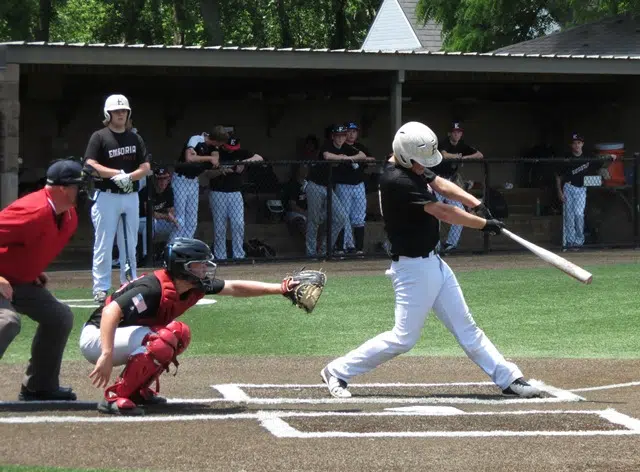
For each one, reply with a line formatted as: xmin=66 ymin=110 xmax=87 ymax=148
xmin=79 ymin=323 xmax=152 ymax=365
xmin=91 ymin=191 xmax=139 ymax=293
xmin=327 ymin=254 xmax=522 ymax=390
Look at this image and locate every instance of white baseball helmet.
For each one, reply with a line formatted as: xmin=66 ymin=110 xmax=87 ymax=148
xmin=392 ymin=121 xmax=442 ymax=168
xmin=103 ymin=94 xmax=132 ymax=122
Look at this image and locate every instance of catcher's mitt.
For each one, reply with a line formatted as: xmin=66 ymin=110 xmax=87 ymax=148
xmin=281 ymin=268 xmax=326 ymax=314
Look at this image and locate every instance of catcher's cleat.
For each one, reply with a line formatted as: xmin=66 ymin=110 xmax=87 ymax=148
xmin=98 ymin=398 xmax=145 ymax=416
xmin=502 ymin=378 xmax=542 ymax=398
xmin=136 ymin=387 xmax=167 ymax=406
xmin=320 ymin=367 xmax=351 ymax=399
xmin=93 ymin=290 xmax=107 ymax=304
xmin=19 ymin=385 xmax=77 ymax=402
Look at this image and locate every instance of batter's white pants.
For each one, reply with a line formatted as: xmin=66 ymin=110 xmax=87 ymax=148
xmin=172 ymin=174 xmax=200 ymax=239
xmin=79 ymin=323 xmax=152 ymax=366
xmin=91 ymin=191 xmax=139 ymax=293
xmin=327 ymin=254 xmax=522 ymax=390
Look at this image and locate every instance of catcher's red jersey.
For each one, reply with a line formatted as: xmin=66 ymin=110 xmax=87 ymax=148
xmin=0 ymin=188 xmax=77 ymax=284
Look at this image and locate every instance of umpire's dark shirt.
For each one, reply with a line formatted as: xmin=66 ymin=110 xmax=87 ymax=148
xmin=379 ymin=161 xmax=440 ymax=258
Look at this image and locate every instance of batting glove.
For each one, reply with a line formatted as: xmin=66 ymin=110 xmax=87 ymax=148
xmin=481 ymin=219 xmax=505 ymax=235
xmin=111 ymin=171 xmax=133 ymax=193
xmin=470 ymin=202 xmax=494 ymax=220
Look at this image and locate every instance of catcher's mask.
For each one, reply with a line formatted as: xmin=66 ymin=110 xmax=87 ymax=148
xmin=164 ymin=238 xmax=217 ymax=291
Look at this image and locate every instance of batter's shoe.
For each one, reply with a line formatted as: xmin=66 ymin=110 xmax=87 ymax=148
xmin=93 ymin=290 xmax=107 ymax=304
xmin=320 ymin=367 xmax=351 ymax=398
xmin=502 ymin=378 xmax=542 ymax=398
xmin=19 ymin=385 xmax=77 ymax=401
xmin=98 ymin=398 xmax=145 ymax=416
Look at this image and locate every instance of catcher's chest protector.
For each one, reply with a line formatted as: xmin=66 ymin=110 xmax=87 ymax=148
xmin=143 ymin=270 xmax=205 ymax=326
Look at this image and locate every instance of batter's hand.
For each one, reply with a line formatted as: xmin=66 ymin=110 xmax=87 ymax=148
xmin=89 ymin=352 xmax=114 ymax=389
xmin=481 ymin=219 xmax=505 ymax=235
xmin=34 ymin=273 xmax=49 ymax=288
xmin=470 ymin=202 xmax=494 ymax=220
xmin=0 ymin=276 xmax=13 ymax=300
xmin=111 ymin=171 xmax=134 ymax=193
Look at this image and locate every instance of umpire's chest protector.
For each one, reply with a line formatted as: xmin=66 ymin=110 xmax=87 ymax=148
xmin=151 ymin=270 xmax=205 ymax=325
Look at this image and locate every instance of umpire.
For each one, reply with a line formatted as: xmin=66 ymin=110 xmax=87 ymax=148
xmin=0 ymin=159 xmax=89 ymax=401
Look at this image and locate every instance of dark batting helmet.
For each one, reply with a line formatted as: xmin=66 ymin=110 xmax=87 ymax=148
xmin=163 ymin=238 xmax=217 ymax=290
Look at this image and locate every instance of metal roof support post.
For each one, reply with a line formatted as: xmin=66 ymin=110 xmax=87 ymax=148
xmin=390 ymin=69 xmax=404 ymax=137
xmin=0 ymin=63 xmax=20 ymax=209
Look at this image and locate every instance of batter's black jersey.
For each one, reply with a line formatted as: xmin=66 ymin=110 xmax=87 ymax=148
xmin=85 ymin=272 xmax=225 ymax=328
xmin=557 ymin=153 xmax=602 ymax=187
xmin=84 ymin=128 xmax=149 ymax=193
xmin=139 ymin=185 xmax=174 ymax=218
xmin=379 ymin=162 xmax=440 ymax=258
xmin=308 ymin=142 xmax=361 ymax=186
xmin=209 ymin=149 xmax=252 ymax=193
xmin=334 ymin=142 xmax=371 ymax=185
xmin=431 ymin=139 xmax=477 ymax=179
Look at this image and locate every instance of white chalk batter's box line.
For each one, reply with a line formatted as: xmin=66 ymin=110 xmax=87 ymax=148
xmin=209 ymin=380 xmax=586 ymax=405
xmin=3 ymin=407 xmax=640 ymax=439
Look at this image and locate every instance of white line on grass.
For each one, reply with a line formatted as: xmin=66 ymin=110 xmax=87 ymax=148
xmin=222 ymin=382 xmax=496 ymax=389
xmin=599 ymin=409 xmax=640 ymax=431
xmin=170 ymin=396 xmax=580 ymax=405
xmin=569 ymin=381 xmax=640 ymax=393
xmin=212 ymin=384 xmax=251 ymax=401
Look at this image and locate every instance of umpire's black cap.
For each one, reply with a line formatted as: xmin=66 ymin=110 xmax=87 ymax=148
xmin=46 ymin=159 xmax=85 ymax=186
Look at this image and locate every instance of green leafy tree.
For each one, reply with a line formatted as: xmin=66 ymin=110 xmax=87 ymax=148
xmin=416 ymin=0 xmax=640 ymax=52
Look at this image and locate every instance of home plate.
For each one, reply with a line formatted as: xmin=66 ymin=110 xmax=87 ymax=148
xmin=59 ymin=298 xmax=217 ymax=308
xmin=384 ymin=406 xmax=464 ymax=415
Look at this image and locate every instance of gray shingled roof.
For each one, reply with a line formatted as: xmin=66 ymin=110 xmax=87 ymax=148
xmin=398 ymin=0 xmax=443 ymax=51
xmin=492 ymin=14 xmax=640 ymax=55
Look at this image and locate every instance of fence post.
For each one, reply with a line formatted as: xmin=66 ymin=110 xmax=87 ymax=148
xmin=145 ymin=172 xmax=154 ymax=267
xmin=326 ymin=163 xmax=333 ymax=259
xmin=633 ymin=152 xmax=639 ymax=248
xmin=482 ymin=160 xmax=490 ymax=253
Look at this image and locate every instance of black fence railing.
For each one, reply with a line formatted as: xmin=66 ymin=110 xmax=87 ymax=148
xmin=131 ymin=153 xmax=639 ymax=266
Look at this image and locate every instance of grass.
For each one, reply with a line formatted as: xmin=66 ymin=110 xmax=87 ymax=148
xmin=1 ymin=262 xmax=639 ymax=363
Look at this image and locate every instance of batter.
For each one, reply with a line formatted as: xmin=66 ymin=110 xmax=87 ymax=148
xmin=321 ymin=121 xmax=541 ymax=399
xmin=84 ymin=95 xmax=151 ymax=303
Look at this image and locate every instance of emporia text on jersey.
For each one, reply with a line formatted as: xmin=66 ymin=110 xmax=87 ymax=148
xmin=104 ymin=94 xmax=132 ymax=122
xmin=392 ymin=121 xmax=443 ymax=168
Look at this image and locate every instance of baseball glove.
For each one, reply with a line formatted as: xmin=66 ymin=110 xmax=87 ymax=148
xmin=281 ymin=268 xmax=327 ymax=314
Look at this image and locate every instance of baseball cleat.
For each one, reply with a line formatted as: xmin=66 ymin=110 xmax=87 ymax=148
xmin=320 ymin=367 xmax=351 ymax=399
xmin=502 ymin=378 xmax=542 ymax=398
xmin=19 ymin=385 xmax=77 ymax=401
xmin=93 ymin=290 xmax=107 ymax=304
xmin=98 ymin=398 xmax=145 ymax=416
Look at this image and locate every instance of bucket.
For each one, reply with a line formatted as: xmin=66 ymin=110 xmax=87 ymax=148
xmin=595 ymin=143 xmax=625 ymax=187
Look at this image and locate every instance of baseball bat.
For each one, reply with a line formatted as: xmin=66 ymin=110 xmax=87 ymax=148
xmin=501 ymin=229 xmax=593 ymax=284
xmin=120 ymin=213 xmax=133 ymax=282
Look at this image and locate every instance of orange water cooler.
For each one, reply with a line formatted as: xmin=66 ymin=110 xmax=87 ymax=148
xmin=595 ymin=143 xmax=625 ymax=187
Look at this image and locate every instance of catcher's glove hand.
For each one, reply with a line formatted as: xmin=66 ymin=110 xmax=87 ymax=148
xmin=281 ymin=268 xmax=326 ymax=314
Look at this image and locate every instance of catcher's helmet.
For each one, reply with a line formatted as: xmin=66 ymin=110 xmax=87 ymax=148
xmin=103 ymin=94 xmax=132 ymax=122
xmin=163 ymin=238 xmax=217 ymax=290
xmin=392 ymin=121 xmax=442 ymax=169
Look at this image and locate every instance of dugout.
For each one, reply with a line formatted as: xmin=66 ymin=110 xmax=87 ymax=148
xmin=1 ymin=43 xmax=639 ymax=263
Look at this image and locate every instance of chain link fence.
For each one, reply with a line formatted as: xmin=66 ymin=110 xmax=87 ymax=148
xmin=121 ymin=153 xmax=640 ymax=267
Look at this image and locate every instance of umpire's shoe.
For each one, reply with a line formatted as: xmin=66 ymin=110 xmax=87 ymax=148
xmin=321 ymin=367 xmax=351 ymax=399
xmin=502 ymin=378 xmax=542 ymax=398
xmin=19 ymin=385 xmax=77 ymax=401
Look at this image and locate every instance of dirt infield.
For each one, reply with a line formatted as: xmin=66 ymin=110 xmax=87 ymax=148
xmin=44 ymin=248 xmax=640 ymax=289
xmin=2 ymin=357 xmax=640 ymax=472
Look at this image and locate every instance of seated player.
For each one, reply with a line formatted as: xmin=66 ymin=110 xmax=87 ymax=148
xmin=79 ymin=237 xmax=325 ymax=415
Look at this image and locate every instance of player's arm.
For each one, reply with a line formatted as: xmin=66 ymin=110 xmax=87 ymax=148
xmin=423 ymin=202 xmax=486 ymax=229
xmin=240 ymin=153 xmax=263 ymax=163
xmin=462 ymin=144 xmax=483 ymax=159
xmin=84 ymin=133 xmax=125 ymax=178
xmin=430 ymin=175 xmax=481 ymax=208
xmin=218 ymin=280 xmax=283 ymax=297
xmin=88 ymin=301 xmax=123 ymax=388
xmin=186 ymin=142 xmax=219 ymax=164
xmin=323 ymin=151 xmax=351 ymax=161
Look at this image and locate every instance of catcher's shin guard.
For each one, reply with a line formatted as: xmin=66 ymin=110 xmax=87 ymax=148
xmin=102 ymin=323 xmax=189 ymax=413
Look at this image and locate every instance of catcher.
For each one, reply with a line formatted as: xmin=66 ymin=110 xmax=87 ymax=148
xmin=79 ymin=237 xmax=325 ymax=415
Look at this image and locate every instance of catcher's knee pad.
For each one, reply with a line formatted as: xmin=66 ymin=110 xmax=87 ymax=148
xmin=163 ymin=321 xmax=191 ymax=355
xmin=103 ymin=326 xmax=183 ymax=406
